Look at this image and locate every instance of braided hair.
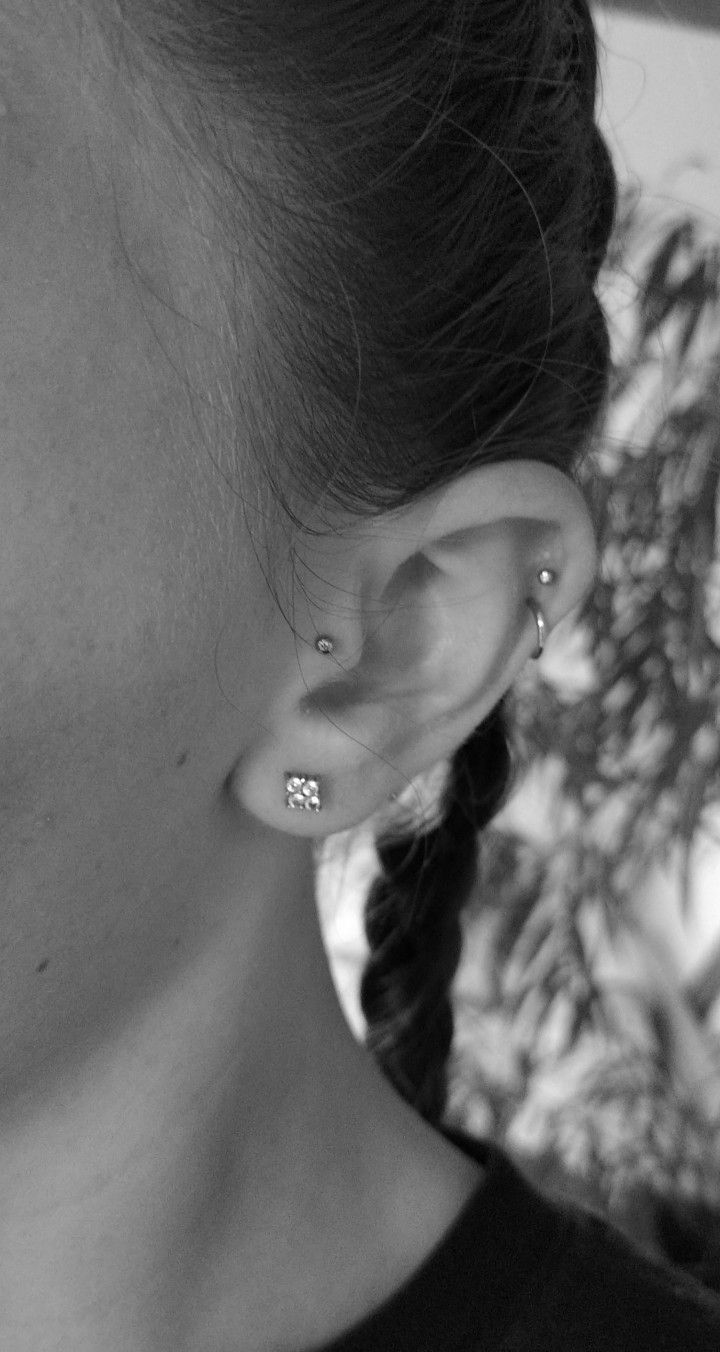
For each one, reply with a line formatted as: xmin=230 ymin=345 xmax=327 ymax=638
xmin=113 ymin=0 xmax=617 ymax=1119
xmin=362 ymin=704 xmax=513 ymax=1123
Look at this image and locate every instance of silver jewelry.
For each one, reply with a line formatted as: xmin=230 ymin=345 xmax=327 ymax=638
xmin=537 ymin=567 xmax=557 ymax=586
xmin=526 ymin=598 xmax=546 ymax=659
xmin=285 ymin=773 xmax=323 ymax=811
xmin=314 ymin=635 xmax=335 ymax=656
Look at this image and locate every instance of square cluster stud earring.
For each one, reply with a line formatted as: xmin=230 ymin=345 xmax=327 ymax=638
xmin=285 ymin=773 xmax=322 ymax=812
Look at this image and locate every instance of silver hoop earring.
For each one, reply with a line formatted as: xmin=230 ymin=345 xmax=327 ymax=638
xmin=526 ymin=598 xmax=546 ymax=660
xmin=285 ymin=773 xmax=323 ymax=811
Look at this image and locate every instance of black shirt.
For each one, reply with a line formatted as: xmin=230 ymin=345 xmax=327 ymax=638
xmin=319 ymin=1128 xmax=720 ymax=1350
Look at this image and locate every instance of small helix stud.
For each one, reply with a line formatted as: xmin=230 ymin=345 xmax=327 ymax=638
xmin=537 ymin=567 xmax=557 ymax=586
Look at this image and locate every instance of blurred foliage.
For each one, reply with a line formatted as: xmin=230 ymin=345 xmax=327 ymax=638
xmin=449 ymin=189 xmax=720 ymax=1255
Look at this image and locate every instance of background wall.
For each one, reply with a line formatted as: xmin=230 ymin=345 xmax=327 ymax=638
xmin=593 ymin=3 xmax=720 ymax=221
xmin=599 ymin=0 xmax=720 ymax=29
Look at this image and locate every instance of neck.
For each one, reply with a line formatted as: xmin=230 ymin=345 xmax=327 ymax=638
xmin=0 ymin=809 xmax=333 ymax=1347
xmin=0 ymin=802 xmax=477 ymax=1352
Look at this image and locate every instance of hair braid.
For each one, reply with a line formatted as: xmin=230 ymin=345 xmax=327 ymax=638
xmin=360 ymin=701 xmax=513 ymax=1124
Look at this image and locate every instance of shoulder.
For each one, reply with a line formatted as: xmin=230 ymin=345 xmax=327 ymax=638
xmin=445 ymin=1129 xmax=720 ymax=1351
xmin=538 ymin=1188 xmax=720 ymax=1349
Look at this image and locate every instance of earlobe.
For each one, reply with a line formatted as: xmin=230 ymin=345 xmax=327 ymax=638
xmin=229 ymin=459 xmax=596 ymax=837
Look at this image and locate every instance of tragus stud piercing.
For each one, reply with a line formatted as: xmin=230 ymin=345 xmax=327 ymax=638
xmin=526 ymin=598 xmax=546 ymax=660
xmin=537 ymin=567 xmax=557 ymax=586
xmin=285 ymin=773 xmax=323 ymax=812
xmin=314 ymin=635 xmax=335 ymax=656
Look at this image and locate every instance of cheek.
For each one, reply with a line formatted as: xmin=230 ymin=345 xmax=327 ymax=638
xmin=0 ymin=38 xmax=282 ymax=830
xmin=0 ymin=301 xmax=198 ymax=784
xmin=0 ymin=292 xmax=267 ymax=829
xmin=0 ymin=484 xmax=210 ymax=823
xmin=0 ymin=493 xmax=281 ymax=857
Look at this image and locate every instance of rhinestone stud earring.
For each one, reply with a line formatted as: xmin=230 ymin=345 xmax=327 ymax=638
xmin=285 ymin=773 xmax=323 ymax=811
xmin=314 ymin=636 xmax=335 ymax=656
xmin=537 ymin=567 xmax=557 ymax=586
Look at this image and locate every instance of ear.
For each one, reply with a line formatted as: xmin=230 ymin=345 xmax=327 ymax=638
xmin=230 ymin=460 xmax=596 ymax=836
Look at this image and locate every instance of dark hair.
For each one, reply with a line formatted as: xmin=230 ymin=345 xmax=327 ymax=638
xmin=111 ymin=0 xmax=617 ymax=1122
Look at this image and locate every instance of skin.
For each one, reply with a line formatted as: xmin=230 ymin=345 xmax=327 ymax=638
xmin=0 ymin=3 xmax=597 ymax=1349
